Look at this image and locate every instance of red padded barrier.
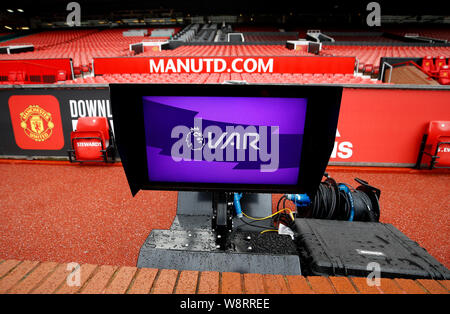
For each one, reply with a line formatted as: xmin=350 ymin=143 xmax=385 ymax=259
xmin=331 ymin=88 xmax=450 ymax=165
xmin=93 ymin=56 xmax=356 ymax=75
xmin=0 ymin=59 xmax=73 ymax=84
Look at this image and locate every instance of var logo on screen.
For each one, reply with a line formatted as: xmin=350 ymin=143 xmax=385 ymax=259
xmin=171 ymin=118 xmax=279 ymax=172
xmin=8 ymin=95 xmax=64 ymax=150
xmin=142 ymin=96 xmax=306 ymax=185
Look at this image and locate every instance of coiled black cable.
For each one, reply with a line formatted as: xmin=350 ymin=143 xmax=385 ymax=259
xmin=308 ymin=178 xmax=338 ymax=219
xmin=281 ymin=176 xmax=380 ymax=222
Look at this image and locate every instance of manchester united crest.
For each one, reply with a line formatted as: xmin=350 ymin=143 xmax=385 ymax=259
xmin=19 ymin=105 xmax=54 ymax=142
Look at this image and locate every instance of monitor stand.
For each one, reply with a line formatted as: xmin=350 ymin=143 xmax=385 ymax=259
xmin=137 ymin=192 xmax=301 ymax=275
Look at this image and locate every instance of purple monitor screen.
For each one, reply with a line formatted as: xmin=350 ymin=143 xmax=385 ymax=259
xmin=143 ymin=96 xmax=307 ymax=185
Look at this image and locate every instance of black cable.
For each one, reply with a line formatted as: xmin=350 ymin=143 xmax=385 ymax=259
xmin=276 ymin=195 xmax=287 ymax=211
xmin=281 ymin=176 xmax=379 ymax=223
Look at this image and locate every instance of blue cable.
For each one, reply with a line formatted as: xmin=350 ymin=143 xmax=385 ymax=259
xmin=233 ymin=193 xmax=243 ymax=218
xmin=285 ymin=194 xmax=311 ymax=208
xmin=338 ymin=184 xmax=354 ymax=221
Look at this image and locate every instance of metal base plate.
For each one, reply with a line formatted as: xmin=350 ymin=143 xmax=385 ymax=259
xmin=138 ymin=220 xmax=301 ymax=275
xmin=137 ymin=192 xmax=301 ymax=275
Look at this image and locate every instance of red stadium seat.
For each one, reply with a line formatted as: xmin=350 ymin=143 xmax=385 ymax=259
xmin=73 ymin=67 xmax=82 ymax=76
xmin=439 ymin=65 xmax=450 ymax=85
xmin=363 ymin=64 xmax=373 ymax=75
xmin=68 ymin=117 xmax=116 ymax=163
xmin=416 ymin=121 xmax=450 ymax=169
xmin=434 ymin=56 xmax=447 ymax=73
xmin=422 ymin=56 xmax=435 ymax=73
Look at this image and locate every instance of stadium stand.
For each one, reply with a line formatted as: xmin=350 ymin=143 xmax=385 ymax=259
xmin=321 ymin=45 xmax=450 ymax=75
xmin=192 ymin=24 xmax=218 ymax=42
xmin=172 ymin=24 xmax=200 ymax=42
xmin=138 ymin=44 xmax=314 ymax=56
xmin=0 ymin=28 xmax=180 ymax=70
xmin=0 ymin=25 xmax=449 ymax=85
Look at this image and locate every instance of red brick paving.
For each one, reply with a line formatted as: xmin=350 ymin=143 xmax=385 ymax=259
xmin=151 ymin=269 xmax=179 ymax=294
xmin=55 ymin=263 xmax=98 ymax=294
xmin=8 ymin=261 xmax=58 ymax=294
xmin=104 ymin=266 xmax=137 ymax=294
xmin=197 ymin=271 xmax=220 ymax=294
xmin=174 ymin=270 xmax=199 ymax=294
xmin=285 ymin=275 xmax=314 ymax=294
xmin=243 ymin=273 xmax=265 ymax=294
xmin=221 ymin=272 xmax=243 ymax=294
xmin=0 ymin=260 xmax=21 ymax=278
xmin=1 ymin=259 xmax=448 ymax=294
xmin=394 ymin=278 xmax=427 ymax=294
xmin=416 ymin=279 xmax=449 ymax=294
xmin=31 ymin=263 xmax=72 ymax=294
xmin=0 ymin=260 xmax=39 ymax=293
xmin=79 ymin=265 xmax=118 ymax=294
xmin=126 ymin=268 xmax=158 ymax=294
xmin=329 ymin=276 xmax=358 ymax=294
xmin=307 ymin=276 xmax=336 ymax=294
xmin=350 ymin=276 xmax=382 ymax=294
xmin=263 ymin=274 xmax=290 ymax=294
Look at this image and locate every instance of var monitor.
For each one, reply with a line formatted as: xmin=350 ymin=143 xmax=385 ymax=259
xmin=109 ymin=84 xmax=342 ymax=196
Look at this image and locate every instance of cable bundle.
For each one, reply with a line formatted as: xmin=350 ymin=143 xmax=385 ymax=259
xmin=288 ymin=176 xmax=381 ymax=222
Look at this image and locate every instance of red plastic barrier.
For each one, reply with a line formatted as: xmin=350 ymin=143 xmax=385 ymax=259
xmin=330 ymin=88 xmax=450 ymax=165
xmin=93 ymin=56 xmax=356 ymax=75
xmin=0 ymin=59 xmax=73 ymax=84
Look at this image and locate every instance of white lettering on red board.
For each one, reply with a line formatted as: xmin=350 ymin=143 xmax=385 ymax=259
xmin=149 ymin=58 xmax=274 ymax=74
xmin=331 ymin=129 xmax=353 ymax=159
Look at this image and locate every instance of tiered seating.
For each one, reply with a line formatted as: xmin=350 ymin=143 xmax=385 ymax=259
xmin=243 ymin=34 xmax=298 ymax=42
xmin=173 ymin=24 xmax=200 ymax=42
xmin=0 ymin=28 xmax=181 ymax=71
xmin=59 ymin=73 xmax=387 ymax=85
xmin=192 ymin=24 xmax=218 ymax=42
xmin=329 ymin=36 xmax=403 ymax=43
xmin=139 ymin=45 xmax=314 ymax=56
xmin=322 ymin=45 xmax=450 ymax=75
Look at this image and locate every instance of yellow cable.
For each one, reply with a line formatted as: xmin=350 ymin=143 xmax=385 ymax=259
xmin=243 ymin=208 xmax=294 ymax=221
xmin=260 ymin=229 xmax=278 ymax=235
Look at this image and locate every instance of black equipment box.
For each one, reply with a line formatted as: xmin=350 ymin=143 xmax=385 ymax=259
xmin=294 ymin=218 xmax=450 ymax=280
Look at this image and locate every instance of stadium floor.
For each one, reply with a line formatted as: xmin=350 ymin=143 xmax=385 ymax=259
xmin=0 ymin=160 xmax=448 ymax=271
